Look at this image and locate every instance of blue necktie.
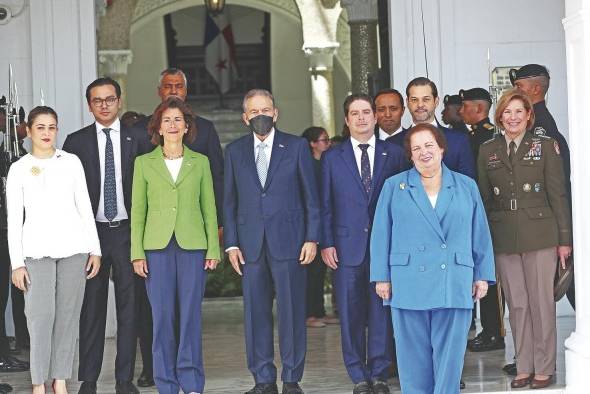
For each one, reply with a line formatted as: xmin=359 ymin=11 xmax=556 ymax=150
xmin=103 ymin=128 xmax=117 ymax=221
xmin=256 ymin=142 xmax=268 ymax=187
xmin=359 ymin=144 xmax=372 ymax=195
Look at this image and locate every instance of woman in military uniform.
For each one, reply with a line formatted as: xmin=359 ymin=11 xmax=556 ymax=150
xmin=477 ymin=89 xmax=572 ymax=390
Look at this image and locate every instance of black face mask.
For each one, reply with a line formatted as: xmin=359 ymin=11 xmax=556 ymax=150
xmin=248 ymin=114 xmax=274 ymax=136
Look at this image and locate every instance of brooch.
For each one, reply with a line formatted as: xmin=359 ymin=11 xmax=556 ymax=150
xmin=399 ymin=182 xmax=406 ymax=190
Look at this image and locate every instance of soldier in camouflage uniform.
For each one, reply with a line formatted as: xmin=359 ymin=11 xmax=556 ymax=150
xmin=478 ymin=89 xmax=571 ymax=390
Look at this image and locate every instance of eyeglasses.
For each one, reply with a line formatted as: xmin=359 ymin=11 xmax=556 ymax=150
xmin=90 ymin=96 xmax=119 ymax=107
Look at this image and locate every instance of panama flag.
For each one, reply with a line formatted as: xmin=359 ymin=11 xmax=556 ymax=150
xmin=204 ymin=12 xmax=238 ymax=94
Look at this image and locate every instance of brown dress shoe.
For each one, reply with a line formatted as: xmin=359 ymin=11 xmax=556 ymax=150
xmin=510 ymin=374 xmax=533 ymax=389
xmin=530 ymin=375 xmax=554 ymax=389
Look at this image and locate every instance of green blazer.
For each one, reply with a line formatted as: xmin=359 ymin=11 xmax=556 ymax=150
xmin=130 ymin=146 xmax=220 ymax=261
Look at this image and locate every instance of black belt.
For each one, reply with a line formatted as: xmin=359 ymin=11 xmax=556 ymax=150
xmin=96 ymin=219 xmax=128 ymax=228
xmin=495 ymin=198 xmax=547 ymax=211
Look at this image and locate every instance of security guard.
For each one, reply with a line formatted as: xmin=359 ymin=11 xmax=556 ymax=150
xmin=459 ymin=87 xmax=505 ymax=353
xmin=478 ymin=88 xmax=571 ymax=389
xmin=459 ymin=88 xmax=496 ymax=160
xmin=441 ymin=94 xmax=469 ymax=133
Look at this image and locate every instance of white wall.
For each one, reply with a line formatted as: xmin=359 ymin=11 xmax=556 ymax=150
xmin=0 ymin=0 xmax=97 ymax=146
xmin=389 ymin=0 xmax=568 ymax=136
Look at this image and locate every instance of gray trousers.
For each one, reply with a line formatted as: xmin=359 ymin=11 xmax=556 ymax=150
xmin=24 ymin=254 xmax=87 ymax=384
xmin=496 ymin=247 xmax=557 ymax=376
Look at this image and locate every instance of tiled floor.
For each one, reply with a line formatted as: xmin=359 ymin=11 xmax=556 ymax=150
xmin=1 ymin=297 xmax=572 ymax=393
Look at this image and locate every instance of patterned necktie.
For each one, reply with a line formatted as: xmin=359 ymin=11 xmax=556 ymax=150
xmin=256 ymin=142 xmax=268 ymax=187
xmin=358 ymin=143 xmax=372 ymax=195
xmin=509 ymin=140 xmax=517 ymax=165
xmin=103 ymin=128 xmax=117 ymax=221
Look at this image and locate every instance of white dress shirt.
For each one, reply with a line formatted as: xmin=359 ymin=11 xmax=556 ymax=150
xmin=6 ymin=150 xmax=102 ymax=269
xmin=411 ymin=119 xmax=439 ymax=128
xmin=165 ymin=157 xmax=183 ymax=182
xmin=95 ymin=119 xmax=128 ymax=222
xmin=378 ymin=126 xmax=403 ymax=141
xmin=350 ymin=134 xmax=376 ymax=177
xmin=253 ymin=128 xmax=275 ymax=167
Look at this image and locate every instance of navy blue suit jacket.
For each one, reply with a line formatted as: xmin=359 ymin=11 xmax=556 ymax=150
xmin=223 ymin=130 xmax=320 ymax=262
xmin=387 ymin=123 xmax=475 ymax=179
xmin=320 ymin=138 xmax=408 ymax=266
xmin=135 ymin=115 xmax=224 ymax=223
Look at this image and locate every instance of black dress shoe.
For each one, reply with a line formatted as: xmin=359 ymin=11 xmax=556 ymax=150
xmin=0 ymin=356 xmax=28 ymax=372
xmin=0 ymin=383 xmax=13 ymax=393
xmin=353 ymin=381 xmax=372 ymax=394
xmin=78 ymin=381 xmax=97 ymax=394
xmin=282 ymin=382 xmax=303 ymax=394
xmin=245 ymin=383 xmax=279 ymax=394
xmin=115 ymin=381 xmax=139 ymax=394
xmin=467 ymin=332 xmax=505 ymax=352
xmin=460 ymin=380 xmax=465 ymax=389
xmin=137 ymin=371 xmax=155 ymax=387
xmin=502 ymin=362 xmax=517 ymax=376
xmin=371 ymin=379 xmax=390 ymax=394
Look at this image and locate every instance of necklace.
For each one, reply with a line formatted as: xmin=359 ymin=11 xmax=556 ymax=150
xmin=163 ymin=147 xmax=184 ymax=160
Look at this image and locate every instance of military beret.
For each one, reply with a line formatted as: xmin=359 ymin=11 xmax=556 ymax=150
xmin=509 ymin=64 xmax=550 ymax=86
xmin=443 ymin=94 xmax=462 ymax=106
xmin=459 ymin=88 xmax=492 ymax=103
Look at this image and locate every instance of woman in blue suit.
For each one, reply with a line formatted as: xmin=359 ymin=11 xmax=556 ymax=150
xmin=370 ymin=123 xmax=495 ymax=394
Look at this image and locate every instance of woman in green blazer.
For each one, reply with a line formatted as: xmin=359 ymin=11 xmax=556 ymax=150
xmin=130 ymin=97 xmax=220 ymax=394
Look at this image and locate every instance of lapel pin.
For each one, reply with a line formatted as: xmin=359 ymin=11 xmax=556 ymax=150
xmin=126 ymin=137 xmax=132 ymax=141
xmin=279 ymin=144 xmax=285 ymax=148
xmin=382 ymin=152 xmax=387 ymax=156
xmin=399 ymin=182 xmax=406 ymax=190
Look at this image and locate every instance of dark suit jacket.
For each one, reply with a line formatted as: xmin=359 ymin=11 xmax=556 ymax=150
xmin=387 ymin=122 xmax=476 ymax=179
xmin=62 ymin=123 xmax=152 ymax=216
xmin=320 ymin=138 xmax=408 ymax=266
xmin=223 ymin=130 xmax=320 ymax=262
xmin=134 ymin=115 xmax=224 ymax=223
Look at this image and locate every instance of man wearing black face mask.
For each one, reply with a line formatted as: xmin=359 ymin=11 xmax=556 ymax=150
xmin=224 ymin=89 xmax=320 ymax=394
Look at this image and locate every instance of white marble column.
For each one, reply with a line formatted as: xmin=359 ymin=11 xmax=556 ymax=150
xmin=304 ymin=46 xmax=338 ymax=136
xmin=563 ymin=2 xmax=590 ymax=392
xmin=98 ymin=50 xmax=134 ymax=113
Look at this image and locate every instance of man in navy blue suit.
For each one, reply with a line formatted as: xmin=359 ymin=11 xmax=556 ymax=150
xmin=224 ymin=89 xmax=320 ymax=394
xmin=321 ymin=94 xmax=408 ymax=394
xmin=387 ymin=77 xmax=475 ymax=179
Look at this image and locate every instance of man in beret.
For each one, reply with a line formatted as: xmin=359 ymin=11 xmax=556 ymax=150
xmin=441 ymin=94 xmax=469 ymax=133
xmin=459 ymin=88 xmax=497 ymax=163
xmin=459 ymin=87 xmax=506 ymax=354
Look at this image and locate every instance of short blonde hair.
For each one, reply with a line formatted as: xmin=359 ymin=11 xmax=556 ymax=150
xmin=494 ymin=88 xmax=535 ymax=131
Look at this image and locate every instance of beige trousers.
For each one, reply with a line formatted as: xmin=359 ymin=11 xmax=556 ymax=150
xmin=495 ymin=247 xmax=557 ymax=375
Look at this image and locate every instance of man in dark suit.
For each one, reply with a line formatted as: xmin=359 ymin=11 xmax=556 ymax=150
xmin=224 ymin=89 xmax=320 ymax=394
xmin=321 ymin=94 xmax=408 ymax=394
xmin=63 ymin=78 xmax=151 ymax=394
xmin=387 ymin=77 xmax=476 ymax=179
xmin=131 ymin=67 xmax=224 ymax=387
xmin=374 ymin=89 xmax=405 ymax=141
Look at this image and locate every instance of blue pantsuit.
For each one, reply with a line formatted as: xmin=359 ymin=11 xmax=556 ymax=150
xmin=370 ymin=165 xmax=495 ymax=394
xmin=392 ymin=308 xmax=471 ymax=394
xmin=145 ymin=237 xmax=207 ymax=394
